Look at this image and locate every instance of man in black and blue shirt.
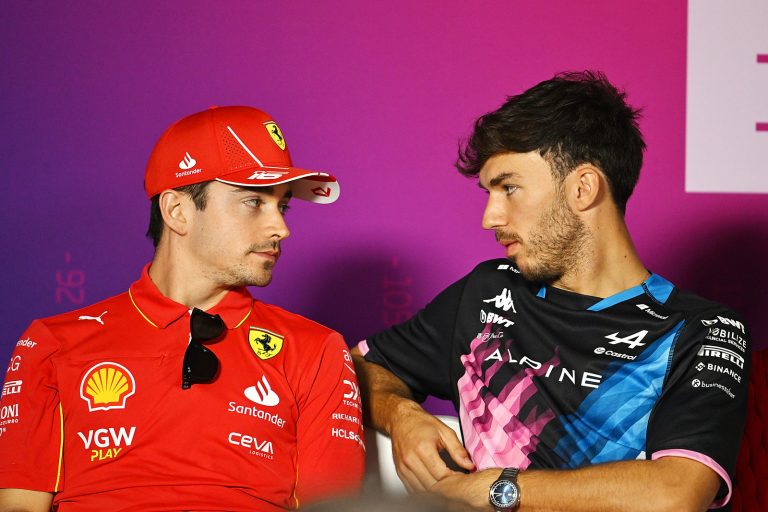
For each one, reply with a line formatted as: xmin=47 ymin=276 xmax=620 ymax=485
xmin=353 ymin=72 xmax=750 ymax=511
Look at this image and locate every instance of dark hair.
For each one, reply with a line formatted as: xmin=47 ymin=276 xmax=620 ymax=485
xmin=146 ymin=182 xmax=211 ymax=247
xmin=456 ymin=70 xmax=645 ymax=213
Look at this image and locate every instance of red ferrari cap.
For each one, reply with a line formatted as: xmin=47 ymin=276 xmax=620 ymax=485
xmin=144 ymin=106 xmax=340 ymax=203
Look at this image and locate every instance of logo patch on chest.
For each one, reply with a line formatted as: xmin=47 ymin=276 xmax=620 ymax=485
xmin=248 ymin=327 xmax=284 ymax=360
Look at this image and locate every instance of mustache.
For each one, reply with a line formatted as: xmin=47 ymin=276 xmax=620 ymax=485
xmin=246 ymin=241 xmax=281 ymax=253
xmin=495 ymin=230 xmax=522 ymax=243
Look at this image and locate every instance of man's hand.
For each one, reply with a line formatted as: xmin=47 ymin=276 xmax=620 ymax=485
xmin=389 ymin=401 xmax=475 ymax=492
xmin=351 ymin=347 xmax=474 ymax=491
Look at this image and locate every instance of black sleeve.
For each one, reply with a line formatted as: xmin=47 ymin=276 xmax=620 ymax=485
xmin=362 ymin=273 xmax=471 ymax=402
xmin=646 ymin=309 xmax=751 ymax=508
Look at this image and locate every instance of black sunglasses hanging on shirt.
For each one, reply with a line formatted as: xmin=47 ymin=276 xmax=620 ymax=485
xmin=182 ymin=308 xmax=225 ymax=389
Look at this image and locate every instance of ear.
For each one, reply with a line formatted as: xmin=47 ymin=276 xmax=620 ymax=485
xmin=158 ymin=189 xmax=193 ymax=237
xmin=565 ymin=164 xmax=604 ymax=212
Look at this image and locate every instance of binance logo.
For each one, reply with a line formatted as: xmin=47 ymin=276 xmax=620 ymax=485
xmin=80 ymin=362 xmax=136 ymax=412
xmin=264 ymin=122 xmax=286 ymax=150
xmin=249 ymin=327 xmax=284 ymax=360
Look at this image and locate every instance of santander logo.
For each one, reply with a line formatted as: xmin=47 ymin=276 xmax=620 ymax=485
xmin=179 ymin=152 xmax=197 ymax=170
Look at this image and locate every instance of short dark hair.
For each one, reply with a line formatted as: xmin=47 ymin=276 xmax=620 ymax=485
xmin=146 ymin=182 xmax=211 ymax=247
xmin=456 ymin=71 xmax=645 ymax=213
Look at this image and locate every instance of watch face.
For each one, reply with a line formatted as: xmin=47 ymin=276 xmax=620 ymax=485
xmin=489 ymin=480 xmax=520 ymax=509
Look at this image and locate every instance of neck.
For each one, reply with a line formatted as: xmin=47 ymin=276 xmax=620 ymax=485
xmin=148 ymin=243 xmax=230 ymax=311
xmin=550 ymin=216 xmax=648 ymax=298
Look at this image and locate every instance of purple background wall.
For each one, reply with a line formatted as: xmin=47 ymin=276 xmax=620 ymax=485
xmin=2 ymin=2 xmax=767 ymax=414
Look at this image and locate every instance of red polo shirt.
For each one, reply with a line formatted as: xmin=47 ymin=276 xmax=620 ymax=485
xmin=0 ymin=265 xmax=365 ymax=511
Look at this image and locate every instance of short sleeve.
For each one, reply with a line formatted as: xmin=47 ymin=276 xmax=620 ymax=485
xmin=0 ymin=320 xmax=63 ymax=491
xmin=647 ymin=311 xmax=751 ymax=509
xmin=359 ymin=274 xmax=470 ymax=401
xmin=293 ymin=333 xmax=365 ymax=507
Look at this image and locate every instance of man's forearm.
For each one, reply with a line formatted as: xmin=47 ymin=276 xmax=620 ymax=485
xmin=351 ymin=347 xmax=419 ymax=433
xmin=434 ymin=457 xmax=721 ymax=512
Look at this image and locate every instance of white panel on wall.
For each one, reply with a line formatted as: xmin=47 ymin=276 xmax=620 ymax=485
xmin=686 ymin=0 xmax=768 ymax=193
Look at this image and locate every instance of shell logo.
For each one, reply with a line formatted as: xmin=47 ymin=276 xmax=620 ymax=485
xmin=80 ymin=362 xmax=136 ymax=412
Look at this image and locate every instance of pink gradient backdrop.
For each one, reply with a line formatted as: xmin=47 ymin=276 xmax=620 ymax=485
xmin=2 ymin=0 xmax=766 ymax=407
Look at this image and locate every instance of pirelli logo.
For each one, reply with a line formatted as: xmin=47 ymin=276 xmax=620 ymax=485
xmin=697 ymin=345 xmax=745 ymax=369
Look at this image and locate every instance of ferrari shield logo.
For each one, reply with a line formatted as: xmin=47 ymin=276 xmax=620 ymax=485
xmin=249 ymin=327 xmax=284 ymax=360
xmin=264 ymin=122 xmax=286 ymax=150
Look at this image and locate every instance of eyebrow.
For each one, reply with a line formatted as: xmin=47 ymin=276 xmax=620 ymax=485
xmin=478 ymin=172 xmax=521 ymax=190
xmin=232 ymin=186 xmax=293 ymax=200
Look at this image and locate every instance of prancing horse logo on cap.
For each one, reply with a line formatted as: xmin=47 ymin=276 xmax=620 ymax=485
xmin=264 ymin=122 xmax=286 ymax=150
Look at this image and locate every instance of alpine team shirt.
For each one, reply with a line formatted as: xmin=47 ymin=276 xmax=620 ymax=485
xmin=0 ymin=264 xmax=365 ymax=511
xmin=359 ymin=259 xmax=750 ymax=509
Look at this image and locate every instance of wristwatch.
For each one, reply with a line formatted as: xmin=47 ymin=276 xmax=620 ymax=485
xmin=488 ymin=467 xmax=521 ymax=511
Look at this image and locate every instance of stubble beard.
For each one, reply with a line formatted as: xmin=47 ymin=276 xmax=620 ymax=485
xmin=501 ymin=193 xmax=588 ymax=283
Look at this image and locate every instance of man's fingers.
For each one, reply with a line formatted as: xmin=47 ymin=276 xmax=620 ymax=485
xmin=439 ymin=427 xmax=475 ymax=471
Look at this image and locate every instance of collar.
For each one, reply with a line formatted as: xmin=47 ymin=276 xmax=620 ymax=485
xmin=128 ymin=263 xmax=254 ymax=329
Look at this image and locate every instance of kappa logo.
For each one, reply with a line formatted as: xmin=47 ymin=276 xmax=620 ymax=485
xmin=264 ymin=122 xmax=286 ymax=150
xmin=78 ymin=311 xmax=108 ymax=325
xmin=244 ymin=375 xmax=280 ymax=406
xmin=605 ymin=330 xmax=648 ymax=350
xmin=248 ymin=327 xmax=284 ymax=360
xmin=483 ymin=289 xmax=517 ymax=313
xmin=179 ymin=152 xmax=197 ymax=170
xmin=80 ymin=362 xmax=136 ymax=412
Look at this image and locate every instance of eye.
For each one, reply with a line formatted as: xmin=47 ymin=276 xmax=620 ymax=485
xmin=504 ymin=185 xmax=518 ymax=196
xmin=279 ymin=203 xmax=291 ymax=214
xmin=244 ymin=197 xmax=264 ymax=208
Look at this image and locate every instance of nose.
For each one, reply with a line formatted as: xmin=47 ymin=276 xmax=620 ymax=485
xmin=269 ymin=209 xmax=290 ymax=241
xmin=481 ymin=194 xmax=507 ymax=230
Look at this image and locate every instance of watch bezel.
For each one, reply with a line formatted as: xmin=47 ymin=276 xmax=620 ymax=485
xmin=489 ymin=478 xmax=520 ymax=509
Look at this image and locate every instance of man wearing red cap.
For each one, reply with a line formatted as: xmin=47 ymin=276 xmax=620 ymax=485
xmin=0 ymin=106 xmax=364 ymax=511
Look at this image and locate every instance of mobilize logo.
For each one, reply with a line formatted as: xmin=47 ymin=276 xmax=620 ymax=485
xmin=480 ymin=310 xmax=514 ymax=328
xmin=78 ymin=426 xmax=136 ymax=462
xmin=496 ymin=264 xmax=521 ymax=273
xmin=179 ymin=152 xmax=197 ymax=170
xmin=2 ymin=380 xmax=22 ymax=398
xmin=697 ymin=345 xmax=745 ymax=369
xmin=701 ymin=316 xmax=746 ymax=334
xmin=636 ymin=304 xmax=669 ymax=320
xmin=483 ymin=289 xmax=517 ymax=312
xmin=228 ymin=432 xmax=274 ymax=459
